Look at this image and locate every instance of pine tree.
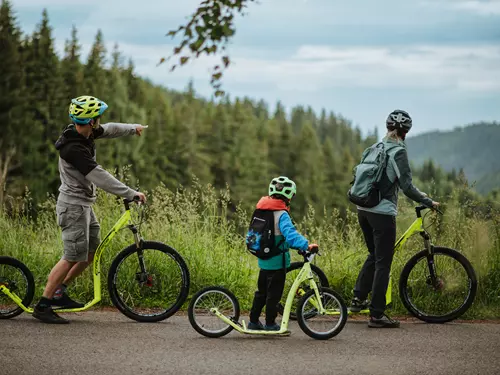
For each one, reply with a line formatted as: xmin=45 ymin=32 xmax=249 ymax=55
xmin=209 ymin=103 xmax=232 ymax=190
xmin=227 ymin=99 xmax=266 ymax=204
xmin=125 ymin=59 xmax=147 ymax=108
xmin=292 ymin=121 xmax=324 ymax=213
xmin=270 ymin=102 xmax=294 ymax=176
xmin=322 ymin=137 xmax=345 ymax=209
xmin=61 ymin=25 xmax=83 ymax=102
xmin=0 ymin=0 xmax=24 ymax=205
xmin=84 ymin=29 xmax=107 ymax=98
xmin=21 ymin=8 xmax=62 ymax=200
xmin=291 ymin=105 xmax=305 ymax=133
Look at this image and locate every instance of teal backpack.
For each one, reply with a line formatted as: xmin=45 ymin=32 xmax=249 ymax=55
xmin=348 ymin=142 xmax=401 ymax=208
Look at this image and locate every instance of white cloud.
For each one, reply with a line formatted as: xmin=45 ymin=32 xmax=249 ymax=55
xmin=420 ymin=0 xmax=500 ymax=15
xmin=50 ymin=35 xmax=500 ymax=95
xmin=455 ymin=0 xmax=500 ymax=15
xmin=117 ymin=43 xmax=500 ymax=95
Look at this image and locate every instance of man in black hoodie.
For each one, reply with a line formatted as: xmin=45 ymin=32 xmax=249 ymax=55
xmin=32 ymin=95 xmax=147 ymax=324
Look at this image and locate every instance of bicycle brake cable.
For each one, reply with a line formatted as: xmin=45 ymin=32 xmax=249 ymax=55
xmin=136 ymin=202 xmax=146 ymax=234
xmin=422 ymin=209 xmax=437 ymax=233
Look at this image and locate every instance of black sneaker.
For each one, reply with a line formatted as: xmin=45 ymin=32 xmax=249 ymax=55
xmin=32 ymin=306 xmax=69 ymax=324
xmin=264 ymin=323 xmax=280 ymax=331
xmin=350 ymin=297 xmax=369 ymax=312
xmin=248 ymin=321 xmax=264 ymax=330
xmin=368 ymin=314 xmax=400 ymax=328
xmin=51 ymin=293 xmax=84 ymax=309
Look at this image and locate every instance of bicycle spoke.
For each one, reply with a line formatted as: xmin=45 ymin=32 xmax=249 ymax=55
xmin=0 ymin=265 xmax=29 ymax=315
xmin=112 ymin=248 xmax=186 ymax=318
xmin=189 ymin=288 xmax=239 ymax=336
xmin=297 ymin=287 xmax=347 ymax=340
xmin=405 ymin=252 xmax=472 ymax=318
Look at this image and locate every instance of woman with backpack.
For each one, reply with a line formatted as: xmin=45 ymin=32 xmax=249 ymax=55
xmin=348 ymin=109 xmax=440 ymax=328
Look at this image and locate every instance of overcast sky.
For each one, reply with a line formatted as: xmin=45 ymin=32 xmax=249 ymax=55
xmin=14 ymin=0 xmax=500 ymax=136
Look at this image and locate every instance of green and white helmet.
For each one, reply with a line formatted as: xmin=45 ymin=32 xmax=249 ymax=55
xmin=269 ymin=176 xmax=296 ymax=200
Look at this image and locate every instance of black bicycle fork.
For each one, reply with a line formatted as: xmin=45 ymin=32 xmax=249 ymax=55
xmin=420 ymin=231 xmax=440 ymax=289
xmin=127 ymin=224 xmax=149 ymax=284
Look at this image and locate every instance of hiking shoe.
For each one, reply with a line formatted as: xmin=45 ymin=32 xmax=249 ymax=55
xmin=368 ymin=314 xmax=400 ymax=328
xmin=32 ymin=306 xmax=69 ymax=324
xmin=248 ymin=321 xmax=264 ymax=330
xmin=264 ymin=323 xmax=281 ymax=331
xmin=51 ymin=293 xmax=84 ymax=309
xmin=350 ymin=297 xmax=369 ymax=312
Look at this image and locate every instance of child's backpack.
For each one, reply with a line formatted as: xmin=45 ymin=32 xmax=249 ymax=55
xmin=245 ymin=209 xmax=283 ymax=259
xmin=347 ymin=142 xmax=401 ymax=208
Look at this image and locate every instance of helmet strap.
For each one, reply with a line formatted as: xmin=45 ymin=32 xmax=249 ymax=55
xmin=90 ymin=117 xmax=101 ymax=129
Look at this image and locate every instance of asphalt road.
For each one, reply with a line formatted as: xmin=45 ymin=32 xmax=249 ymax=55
xmin=1 ymin=311 xmax=499 ymax=375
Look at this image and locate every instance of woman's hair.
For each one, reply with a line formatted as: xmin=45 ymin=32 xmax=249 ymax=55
xmin=386 ymin=128 xmax=407 ymax=141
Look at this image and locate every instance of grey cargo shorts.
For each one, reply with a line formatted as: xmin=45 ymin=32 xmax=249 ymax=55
xmin=56 ymin=201 xmax=100 ymax=262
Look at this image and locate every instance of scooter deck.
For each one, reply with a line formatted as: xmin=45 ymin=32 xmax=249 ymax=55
xmin=242 ymin=329 xmax=291 ymax=336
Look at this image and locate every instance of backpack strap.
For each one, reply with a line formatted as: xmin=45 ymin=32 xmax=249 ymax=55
xmin=380 ymin=143 xmax=405 ymax=197
xmin=273 ymin=210 xmax=287 ymax=235
xmin=274 ymin=210 xmax=288 ymax=270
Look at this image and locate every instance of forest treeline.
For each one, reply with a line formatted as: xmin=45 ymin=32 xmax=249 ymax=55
xmin=1 ymin=1 xmax=497 ymax=218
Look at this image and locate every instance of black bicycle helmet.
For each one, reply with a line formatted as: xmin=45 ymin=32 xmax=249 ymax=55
xmin=386 ymin=109 xmax=412 ymax=132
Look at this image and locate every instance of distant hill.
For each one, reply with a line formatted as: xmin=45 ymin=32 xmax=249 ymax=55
xmin=405 ymin=122 xmax=500 ymax=194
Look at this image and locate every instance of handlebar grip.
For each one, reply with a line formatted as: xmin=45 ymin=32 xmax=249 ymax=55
xmin=310 ymin=246 xmax=319 ymax=254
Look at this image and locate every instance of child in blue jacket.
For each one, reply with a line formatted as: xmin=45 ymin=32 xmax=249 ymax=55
xmin=248 ymin=176 xmax=318 ymax=331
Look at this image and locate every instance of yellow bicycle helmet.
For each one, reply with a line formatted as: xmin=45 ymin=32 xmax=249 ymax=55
xmin=69 ymin=95 xmax=108 ymax=125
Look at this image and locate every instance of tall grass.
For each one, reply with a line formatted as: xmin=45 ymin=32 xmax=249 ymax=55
xmin=1 ymin=179 xmax=499 ymax=319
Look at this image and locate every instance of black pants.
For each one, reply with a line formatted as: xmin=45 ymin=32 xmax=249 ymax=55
xmin=249 ymin=268 xmax=286 ymax=325
xmin=353 ymin=210 xmax=396 ymax=318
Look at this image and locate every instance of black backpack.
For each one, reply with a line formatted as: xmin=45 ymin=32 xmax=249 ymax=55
xmin=245 ymin=209 xmax=284 ymax=259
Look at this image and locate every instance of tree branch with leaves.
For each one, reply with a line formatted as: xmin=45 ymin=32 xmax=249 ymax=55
xmin=161 ymin=0 xmax=256 ymax=97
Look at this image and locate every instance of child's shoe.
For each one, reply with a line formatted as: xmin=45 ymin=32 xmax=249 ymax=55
xmin=350 ymin=297 xmax=369 ymax=312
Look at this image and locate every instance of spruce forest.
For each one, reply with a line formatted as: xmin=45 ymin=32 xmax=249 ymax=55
xmin=3 ymin=1 xmax=495 ymax=216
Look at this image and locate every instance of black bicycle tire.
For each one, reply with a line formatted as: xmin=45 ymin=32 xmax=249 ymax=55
xmin=296 ymin=287 xmax=348 ymax=340
xmin=108 ymin=241 xmax=190 ymax=322
xmin=399 ymin=246 xmax=477 ymax=323
xmin=278 ymin=262 xmax=330 ymax=320
xmin=0 ymin=256 xmax=35 ymax=319
xmin=188 ymin=286 xmax=240 ymax=338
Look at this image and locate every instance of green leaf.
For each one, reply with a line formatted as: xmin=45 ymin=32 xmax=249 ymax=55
xmin=195 ymin=25 xmax=205 ymax=35
xmin=193 ymin=37 xmax=206 ymax=51
xmin=214 ymin=90 xmax=225 ymax=97
xmin=180 ymin=56 xmax=189 ymax=65
xmin=222 ymin=24 xmax=235 ymax=37
xmin=212 ymin=72 xmax=222 ymax=80
xmin=211 ymin=26 xmax=224 ymax=40
xmin=222 ymin=56 xmax=230 ymax=67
